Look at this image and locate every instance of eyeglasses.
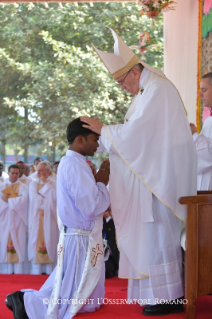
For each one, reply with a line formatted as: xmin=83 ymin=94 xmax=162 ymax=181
xmin=117 ymin=69 xmax=131 ymax=87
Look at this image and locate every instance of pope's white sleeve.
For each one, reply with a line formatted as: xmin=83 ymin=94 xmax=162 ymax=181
xmin=100 ymin=125 xmax=124 ymax=155
xmin=96 ymin=137 xmax=107 ymax=153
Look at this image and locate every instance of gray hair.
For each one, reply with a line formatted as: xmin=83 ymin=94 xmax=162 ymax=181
xmin=202 ymin=72 xmax=212 ymax=85
xmin=132 ymin=63 xmax=144 ymax=73
xmin=37 ymin=160 xmax=52 ymax=171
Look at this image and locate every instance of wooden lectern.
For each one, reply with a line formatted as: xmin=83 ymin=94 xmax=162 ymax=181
xmin=179 ymin=191 xmax=212 ymax=319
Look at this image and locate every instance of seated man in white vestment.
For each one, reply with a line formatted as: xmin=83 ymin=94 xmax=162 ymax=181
xmin=28 ymin=160 xmax=59 ymax=275
xmin=0 ymin=161 xmax=8 ymax=183
xmin=81 ymin=29 xmax=197 ymax=316
xmin=6 ymin=118 xmax=110 ymax=319
xmin=16 ymin=161 xmax=32 ymax=187
xmin=0 ymin=164 xmax=28 ymax=274
xmin=190 ymin=72 xmax=212 ymax=190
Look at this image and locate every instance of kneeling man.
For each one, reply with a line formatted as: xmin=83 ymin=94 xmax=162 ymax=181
xmin=6 ymin=118 xmax=110 ymax=319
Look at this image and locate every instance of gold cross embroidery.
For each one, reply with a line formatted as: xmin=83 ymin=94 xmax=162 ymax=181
xmin=91 ymin=244 xmax=103 ymax=267
xmin=57 ymin=245 xmax=63 ymax=267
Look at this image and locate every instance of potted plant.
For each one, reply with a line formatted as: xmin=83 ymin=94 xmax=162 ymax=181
xmin=139 ymin=0 xmax=176 ymax=21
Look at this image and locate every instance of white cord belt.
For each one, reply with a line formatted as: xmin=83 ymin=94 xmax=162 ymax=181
xmin=64 ymin=228 xmax=91 ymax=236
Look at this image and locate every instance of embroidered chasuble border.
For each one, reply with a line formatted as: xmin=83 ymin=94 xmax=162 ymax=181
xmin=35 ymin=183 xmax=52 ymax=264
xmin=128 ymin=279 xmax=182 ymax=290
xmin=7 ymin=233 xmax=19 ymax=263
xmin=5 ymin=183 xmax=22 ymax=261
xmin=35 ymin=208 xmax=52 ymax=264
xmin=119 ymin=275 xmax=148 ymax=280
xmin=104 ymin=126 xmax=185 ymax=223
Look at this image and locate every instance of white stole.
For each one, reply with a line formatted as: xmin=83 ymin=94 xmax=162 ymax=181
xmin=46 ymin=214 xmax=103 ymax=318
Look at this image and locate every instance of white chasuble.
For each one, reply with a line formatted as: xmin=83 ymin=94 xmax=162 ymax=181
xmin=6 ymin=183 xmax=20 ymax=264
xmin=28 ymin=178 xmax=59 ymax=265
xmin=19 ymin=174 xmax=32 ymax=187
xmin=0 ymin=181 xmax=28 ymax=264
xmin=99 ymin=70 xmax=197 ymax=280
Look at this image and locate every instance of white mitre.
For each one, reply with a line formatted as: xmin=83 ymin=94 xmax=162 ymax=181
xmin=92 ymin=28 xmax=165 ymax=80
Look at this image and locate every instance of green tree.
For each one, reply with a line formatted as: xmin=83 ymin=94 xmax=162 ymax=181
xmin=0 ymin=3 xmax=163 ymax=159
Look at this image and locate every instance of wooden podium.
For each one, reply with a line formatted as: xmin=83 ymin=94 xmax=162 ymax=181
xmin=179 ymin=191 xmax=212 ymax=319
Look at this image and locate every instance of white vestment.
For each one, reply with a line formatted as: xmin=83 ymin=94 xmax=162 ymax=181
xmin=0 ymin=180 xmax=28 ymax=274
xmin=49 ymin=172 xmax=57 ymax=180
xmin=0 ymin=171 xmax=9 ymax=183
xmin=23 ymin=150 xmax=110 ymax=319
xmin=30 ymin=171 xmax=38 ymax=180
xmin=28 ymin=177 xmax=59 ymax=274
xmin=30 ymin=171 xmax=42 ymax=180
xmin=98 ymin=68 xmax=197 ymax=303
xmin=193 ymin=116 xmax=212 ymax=190
xmin=19 ymin=174 xmax=32 ymax=187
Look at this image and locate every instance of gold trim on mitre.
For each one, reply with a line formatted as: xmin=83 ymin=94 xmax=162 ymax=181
xmin=112 ymin=55 xmax=140 ymax=80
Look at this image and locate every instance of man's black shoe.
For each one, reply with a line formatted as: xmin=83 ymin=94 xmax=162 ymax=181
xmin=142 ymin=297 xmax=184 ymax=316
xmin=5 ymin=291 xmax=28 ymax=319
xmin=5 ymin=297 xmax=13 ymax=311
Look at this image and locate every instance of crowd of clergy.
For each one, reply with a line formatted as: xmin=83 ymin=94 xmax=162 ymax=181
xmin=0 ymin=158 xmax=60 ymax=275
xmin=1 ymin=104 xmax=212 ymax=277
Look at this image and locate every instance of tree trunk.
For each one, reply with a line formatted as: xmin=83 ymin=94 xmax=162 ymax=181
xmin=14 ymin=145 xmax=19 ymax=162
xmin=24 ymin=107 xmax=28 ymax=163
xmin=0 ymin=118 xmax=6 ymax=164
xmin=52 ymin=146 xmax=55 ymax=163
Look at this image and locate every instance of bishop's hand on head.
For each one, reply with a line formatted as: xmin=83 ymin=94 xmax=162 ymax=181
xmin=80 ymin=116 xmax=104 ymax=135
xmin=95 ymin=159 xmax=110 ymax=186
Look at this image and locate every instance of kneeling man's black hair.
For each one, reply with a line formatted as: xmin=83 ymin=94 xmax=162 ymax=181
xmin=67 ymin=118 xmax=98 ymax=145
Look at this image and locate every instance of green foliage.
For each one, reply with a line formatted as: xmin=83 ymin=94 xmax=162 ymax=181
xmin=0 ymin=3 xmax=163 ymax=156
xmin=202 ymin=9 xmax=212 ymax=38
